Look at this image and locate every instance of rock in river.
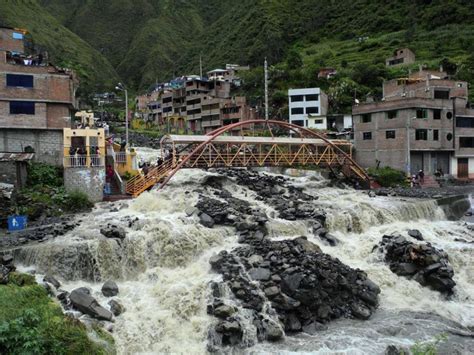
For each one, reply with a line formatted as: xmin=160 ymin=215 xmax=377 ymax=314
xmin=70 ymin=288 xmax=113 ymax=321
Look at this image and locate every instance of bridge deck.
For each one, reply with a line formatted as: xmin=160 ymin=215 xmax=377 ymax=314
xmin=163 ymin=135 xmax=351 ymax=146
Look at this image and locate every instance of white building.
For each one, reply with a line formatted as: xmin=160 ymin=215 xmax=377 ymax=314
xmin=288 ymin=88 xmax=328 ymax=129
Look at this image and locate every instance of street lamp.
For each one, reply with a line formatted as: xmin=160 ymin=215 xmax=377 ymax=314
xmin=115 ymin=83 xmax=128 ymax=148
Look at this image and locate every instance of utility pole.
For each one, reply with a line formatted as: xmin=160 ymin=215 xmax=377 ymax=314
xmin=115 ymin=82 xmax=129 ymax=148
xmin=200 ymin=54 xmax=203 ymax=78
xmin=264 ymin=58 xmax=269 ymax=120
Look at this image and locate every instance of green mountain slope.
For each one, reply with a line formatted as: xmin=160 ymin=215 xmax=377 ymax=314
xmin=6 ymin=0 xmax=474 ymax=104
xmin=0 ymin=0 xmax=119 ymax=97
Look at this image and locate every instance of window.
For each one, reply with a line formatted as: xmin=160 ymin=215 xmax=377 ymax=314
xmin=290 ymin=95 xmax=304 ymax=102
xmin=10 ymin=101 xmax=35 ymax=115
xmin=363 ymin=132 xmax=372 ymax=140
xmin=306 ymin=107 xmax=319 ymax=114
xmin=163 ymin=96 xmax=172 ymax=103
xmin=387 ymin=110 xmax=397 ymax=119
xmin=6 ymin=74 xmax=33 ymax=88
xmin=416 ymin=109 xmax=427 ymax=119
xmin=292 ymin=120 xmax=304 ymax=127
xmin=447 ymin=133 xmax=453 ymax=141
xmin=446 ymin=112 xmax=453 ymax=119
xmin=305 ymin=94 xmax=319 ymax=101
xmin=361 ymin=113 xmax=371 ymax=123
xmin=314 ymin=119 xmax=323 ymax=124
xmin=456 ymin=116 xmax=474 ymax=128
xmin=12 ymin=32 xmax=23 ymax=40
xmin=460 ymin=137 xmax=474 ymax=148
xmin=433 ymin=130 xmax=439 ymax=141
xmin=434 ymin=90 xmax=449 ymax=100
xmin=415 ymin=129 xmax=428 ymax=140
xmin=386 ymin=130 xmax=396 ymax=139
xmin=433 ymin=109 xmax=441 ymax=120
xmin=291 ymin=107 xmax=304 ymax=115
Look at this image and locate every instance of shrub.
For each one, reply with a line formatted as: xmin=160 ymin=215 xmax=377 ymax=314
xmin=367 ymin=166 xmax=407 ymax=187
xmin=62 ymin=191 xmax=93 ymax=212
xmin=27 ymin=163 xmax=63 ymax=187
xmin=0 ymin=277 xmax=114 ymax=354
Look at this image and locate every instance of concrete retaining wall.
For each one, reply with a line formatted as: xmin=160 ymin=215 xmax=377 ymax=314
xmin=64 ymin=167 xmax=105 ymax=203
xmin=436 ymin=194 xmax=471 ymax=220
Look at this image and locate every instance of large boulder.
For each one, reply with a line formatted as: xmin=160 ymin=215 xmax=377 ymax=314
xmin=70 ymin=288 xmax=113 ymax=321
xmin=102 ymin=280 xmax=119 ymax=297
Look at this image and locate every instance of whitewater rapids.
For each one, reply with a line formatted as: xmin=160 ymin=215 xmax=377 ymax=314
xmin=13 ymin=165 xmax=474 ymax=354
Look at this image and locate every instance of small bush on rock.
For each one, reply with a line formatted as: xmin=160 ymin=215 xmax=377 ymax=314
xmin=367 ymin=167 xmax=407 ymax=187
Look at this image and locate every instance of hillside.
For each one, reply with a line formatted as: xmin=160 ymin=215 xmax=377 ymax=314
xmin=0 ymin=0 xmax=119 ymax=98
xmin=3 ymin=0 xmax=474 ymax=106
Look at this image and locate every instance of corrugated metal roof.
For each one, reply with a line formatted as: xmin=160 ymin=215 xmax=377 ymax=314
xmin=0 ymin=152 xmax=35 ymax=162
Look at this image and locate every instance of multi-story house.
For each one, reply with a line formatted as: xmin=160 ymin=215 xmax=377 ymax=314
xmin=138 ymin=70 xmax=255 ymax=134
xmin=288 ymin=88 xmax=328 ymax=129
xmin=353 ymin=69 xmax=474 ymax=178
xmin=0 ymin=26 xmax=77 ymax=165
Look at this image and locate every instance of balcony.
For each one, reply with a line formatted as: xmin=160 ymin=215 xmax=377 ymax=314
xmin=202 ymin=120 xmax=221 ymax=128
xmin=63 ymin=154 xmax=105 ymax=168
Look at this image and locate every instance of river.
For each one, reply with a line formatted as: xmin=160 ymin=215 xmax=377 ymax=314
xmin=13 ymin=150 xmax=474 ymax=354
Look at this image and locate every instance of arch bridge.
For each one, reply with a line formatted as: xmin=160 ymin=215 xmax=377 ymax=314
xmin=125 ymin=120 xmax=370 ymax=197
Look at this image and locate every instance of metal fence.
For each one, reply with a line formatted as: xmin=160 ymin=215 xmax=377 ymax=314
xmin=63 ymin=155 xmax=105 ymax=168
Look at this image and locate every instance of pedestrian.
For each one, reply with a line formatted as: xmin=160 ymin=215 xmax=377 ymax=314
xmin=418 ymin=170 xmax=425 ymax=184
xmin=106 ymin=165 xmax=114 ymax=181
xmin=142 ymin=163 xmax=149 ymax=177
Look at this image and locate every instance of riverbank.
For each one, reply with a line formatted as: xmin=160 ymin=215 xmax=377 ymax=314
xmin=0 ymin=260 xmax=115 ymax=354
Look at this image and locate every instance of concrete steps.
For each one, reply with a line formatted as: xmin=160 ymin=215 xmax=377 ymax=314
xmin=421 ymin=175 xmax=440 ymax=189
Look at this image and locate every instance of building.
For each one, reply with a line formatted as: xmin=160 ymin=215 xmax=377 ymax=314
xmin=137 ymin=67 xmax=255 ymax=134
xmin=318 ymin=68 xmax=337 ymax=80
xmin=386 ymin=48 xmax=416 ymax=67
xmin=0 ymin=26 xmax=77 ymax=165
xmin=353 ymin=68 xmax=474 ymax=178
xmin=288 ymin=88 xmax=328 ymax=129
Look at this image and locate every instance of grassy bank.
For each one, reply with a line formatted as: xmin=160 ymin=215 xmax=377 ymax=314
xmin=0 ymin=273 xmax=114 ymax=354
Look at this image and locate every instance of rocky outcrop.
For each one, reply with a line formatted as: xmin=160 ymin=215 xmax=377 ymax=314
xmin=208 ymin=232 xmax=380 ymax=349
xmin=70 ymin=288 xmax=113 ymax=321
xmin=0 ymin=219 xmax=78 ymax=249
xmin=376 ymin=235 xmax=455 ymax=294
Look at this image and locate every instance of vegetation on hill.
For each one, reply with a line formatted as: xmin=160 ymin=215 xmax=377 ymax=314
xmin=3 ymin=0 xmax=474 ymax=108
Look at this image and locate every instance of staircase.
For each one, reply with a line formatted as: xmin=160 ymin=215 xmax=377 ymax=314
xmin=420 ymin=175 xmax=440 ymax=189
xmin=103 ymin=173 xmax=133 ymax=202
xmin=125 ymin=160 xmax=174 ymax=197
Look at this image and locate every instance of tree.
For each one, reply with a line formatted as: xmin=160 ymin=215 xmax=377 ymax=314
xmin=286 ymin=49 xmax=303 ymax=70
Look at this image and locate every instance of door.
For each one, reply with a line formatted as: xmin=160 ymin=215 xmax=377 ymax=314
xmin=458 ymin=158 xmax=468 ymax=178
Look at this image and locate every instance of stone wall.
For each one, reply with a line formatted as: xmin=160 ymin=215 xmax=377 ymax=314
xmin=64 ymin=167 xmax=105 ymax=203
xmin=0 ymin=128 xmax=63 ymax=165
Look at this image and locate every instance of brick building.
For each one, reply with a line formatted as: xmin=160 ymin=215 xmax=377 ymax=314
xmin=0 ymin=26 xmax=77 ymax=165
xmin=138 ymin=68 xmax=255 ymax=134
xmin=353 ymin=69 xmax=474 ymax=178
xmin=385 ymin=48 xmax=416 ymax=67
